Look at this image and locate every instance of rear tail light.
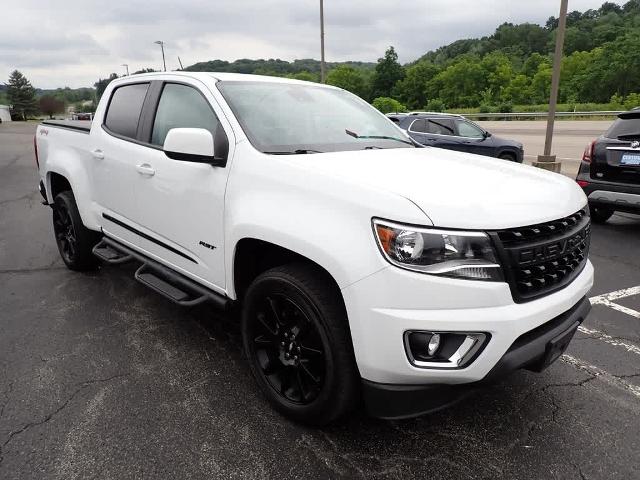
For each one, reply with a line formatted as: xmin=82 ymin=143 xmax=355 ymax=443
xmin=581 ymin=140 xmax=595 ymax=164
xmin=34 ymin=135 xmax=39 ymax=170
xmin=576 ymin=180 xmax=589 ymax=188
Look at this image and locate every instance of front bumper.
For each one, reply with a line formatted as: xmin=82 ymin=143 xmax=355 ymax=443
xmin=362 ymin=294 xmax=590 ymax=419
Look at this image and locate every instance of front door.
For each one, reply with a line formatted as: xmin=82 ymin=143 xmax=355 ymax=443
xmin=130 ymin=80 xmax=232 ymax=292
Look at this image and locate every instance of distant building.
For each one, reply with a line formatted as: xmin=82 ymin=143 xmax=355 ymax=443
xmin=0 ymin=105 xmax=11 ymax=122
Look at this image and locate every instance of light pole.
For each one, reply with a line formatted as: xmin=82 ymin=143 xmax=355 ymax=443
xmin=121 ymin=63 xmax=129 ymax=76
xmin=154 ymin=40 xmax=167 ymax=72
xmin=320 ymin=0 xmax=326 ymax=83
xmin=534 ymin=0 xmax=568 ymax=173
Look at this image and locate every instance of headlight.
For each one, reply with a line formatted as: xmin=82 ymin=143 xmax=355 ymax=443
xmin=373 ymin=219 xmax=503 ymax=281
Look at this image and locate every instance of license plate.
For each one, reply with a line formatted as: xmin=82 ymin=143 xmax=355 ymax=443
xmin=621 ymin=153 xmax=640 ymax=166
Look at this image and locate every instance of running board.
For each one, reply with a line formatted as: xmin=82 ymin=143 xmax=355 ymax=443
xmin=93 ymin=239 xmax=134 ymax=264
xmin=94 ymin=236 xmax=230 ymax=310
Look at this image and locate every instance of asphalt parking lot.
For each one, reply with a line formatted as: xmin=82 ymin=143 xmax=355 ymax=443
xmin=1 ymin=121 xmax=639 ymax=480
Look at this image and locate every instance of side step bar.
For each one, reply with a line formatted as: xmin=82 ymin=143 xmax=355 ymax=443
xmin=92 ymin=237 xmax=230 ymax=310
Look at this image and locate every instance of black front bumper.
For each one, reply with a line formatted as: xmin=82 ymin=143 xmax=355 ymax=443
xmin=362 ymin=296 xmax=592 ymax=420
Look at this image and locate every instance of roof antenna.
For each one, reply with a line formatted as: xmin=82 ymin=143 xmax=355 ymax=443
xmin=178 ymin=56 xmax=184 ymax=70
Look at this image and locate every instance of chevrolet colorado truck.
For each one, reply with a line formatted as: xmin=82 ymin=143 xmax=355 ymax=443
xmin=35 ymin=72 xmax=594 ymax=424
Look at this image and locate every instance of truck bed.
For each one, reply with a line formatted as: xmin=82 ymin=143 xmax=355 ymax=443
xmin=41 ymin=120 xmax=92 ymax=133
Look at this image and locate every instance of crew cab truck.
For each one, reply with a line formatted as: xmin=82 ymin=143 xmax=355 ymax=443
xmin=35 ymin=72 xmax=594 ymax=424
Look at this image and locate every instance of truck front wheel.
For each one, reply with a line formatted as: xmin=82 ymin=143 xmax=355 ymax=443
xmin=241 ymin=263 xmax=359 ymax=425
xmin=52 ymin=191 xmax=100 ymax=271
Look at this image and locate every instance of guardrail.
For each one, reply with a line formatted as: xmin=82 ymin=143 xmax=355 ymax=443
xmin=459 ymin=111 xmax=624 ymax=119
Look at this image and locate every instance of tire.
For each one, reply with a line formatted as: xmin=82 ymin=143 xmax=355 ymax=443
xmin=498 ymin=152 xmax=517 ymax=162
xmin=52 ymin=190 xmax=101 ymax=271
xmin=590 ymin=205 xmax=614 ymax=224
xmin=241 ymin=263 xmax=359 ymax=425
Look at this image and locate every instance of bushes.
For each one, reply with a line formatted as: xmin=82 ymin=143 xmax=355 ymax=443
xmin=372 ymin=97 xmax=406 ymax=113
xmin=425 ymin=99 xmax=446 ymax=112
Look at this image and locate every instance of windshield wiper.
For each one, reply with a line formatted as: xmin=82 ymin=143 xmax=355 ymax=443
xmin=263 ymin=149 xmax=323 ymax=154
xmin=345 ymin=129 xmax=414 ymax=146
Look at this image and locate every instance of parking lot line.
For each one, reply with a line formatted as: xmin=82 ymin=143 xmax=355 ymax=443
xmin=577 ymin=325 xmax=640 ymax=357
xmin=589 ymin=286 xmax=640 ymax=319
xmin=561 ymin=354 xmax=640 ymax=399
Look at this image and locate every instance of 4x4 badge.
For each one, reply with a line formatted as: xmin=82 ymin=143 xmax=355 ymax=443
xmin=631 ymin=140 xmax=640 ymax=148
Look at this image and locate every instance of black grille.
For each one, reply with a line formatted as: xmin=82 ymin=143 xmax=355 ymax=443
xmin=490 ymin=208 xmax=591 ymax=303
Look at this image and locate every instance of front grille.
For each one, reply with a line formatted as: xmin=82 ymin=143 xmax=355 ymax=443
xmin=489 ymin=208 xmax=591 ymax=303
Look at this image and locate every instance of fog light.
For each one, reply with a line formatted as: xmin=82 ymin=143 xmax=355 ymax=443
xmin=427 ymin=333 xmax=441 ymax=356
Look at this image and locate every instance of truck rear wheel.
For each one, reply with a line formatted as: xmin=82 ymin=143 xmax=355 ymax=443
xmin=52 ymin=191 xmax=100 ymax=271
xmin=241 ymin=263 xmax=359 ymax=425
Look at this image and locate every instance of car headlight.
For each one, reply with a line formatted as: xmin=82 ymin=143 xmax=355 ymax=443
xmin=373 ymin=219 xmax=503 ymax=281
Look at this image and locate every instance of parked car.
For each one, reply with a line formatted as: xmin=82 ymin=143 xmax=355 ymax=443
xmin=35 ymin=73 xmax=592 ymax=425
xmin=388 ymin=112 xmax=524 ymax=162
xmin=576 ymin=109 xmax=640 ymax=223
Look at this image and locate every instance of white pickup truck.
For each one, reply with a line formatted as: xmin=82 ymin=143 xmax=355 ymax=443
xmin=35 ymin=72 xmax=593 ymax=424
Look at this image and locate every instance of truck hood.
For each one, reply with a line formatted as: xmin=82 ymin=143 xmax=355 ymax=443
xmin=293 ymin=147 xmax=587 ymax=230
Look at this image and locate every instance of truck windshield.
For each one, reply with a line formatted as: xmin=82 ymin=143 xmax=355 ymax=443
xmin=216 ymin=81 xmax=414 ymax=154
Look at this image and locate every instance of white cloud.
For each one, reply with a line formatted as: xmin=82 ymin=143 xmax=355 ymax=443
xmin=0 ymin=0 xmax=626 ymax=88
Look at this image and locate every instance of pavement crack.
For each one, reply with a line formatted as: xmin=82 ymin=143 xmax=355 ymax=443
xmin=0 ymin=373 xmax=128 ymax=456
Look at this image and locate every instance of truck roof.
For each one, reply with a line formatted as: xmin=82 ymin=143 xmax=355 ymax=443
xmin=117 ymin=71 xmax=339 ymax=88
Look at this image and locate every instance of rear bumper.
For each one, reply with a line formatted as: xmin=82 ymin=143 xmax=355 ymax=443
xmin=363 ymin=296 xmax=591 ymax=419
xmin=577 ymin=175 xmax=640 ymax=213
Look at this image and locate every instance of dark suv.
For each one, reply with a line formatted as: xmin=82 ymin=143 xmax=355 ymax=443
xmin=388 ymin=112 xmax=524 ymax=162
xmin=576 ymin=109 xmax=640 ymax=223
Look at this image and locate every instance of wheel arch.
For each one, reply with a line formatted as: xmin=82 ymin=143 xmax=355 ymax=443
xmin=232 ymin=238 xmax=344 ymax=305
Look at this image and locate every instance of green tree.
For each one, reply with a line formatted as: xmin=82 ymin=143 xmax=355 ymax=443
xmin=394 ymin=60 xmax=439 ymax=109
xmin=288 ymin=71 xmax=319 ymax=82
xmin=371 ymin=46 xmax=405 ymax=99
xmin=94 ymin=73 xmax=119 ymax=103
xmin=371 ymin=97 xmax=406 ymax=113
xmin=502 ymin=74 xmax=531 ymax=104
xmin=7 ymin=70 xmax=38 ymax=120
xmin=427 ymin=55 xmax=486 ymax=107
xmin=326 ymin=66 xmax=367 ymax=98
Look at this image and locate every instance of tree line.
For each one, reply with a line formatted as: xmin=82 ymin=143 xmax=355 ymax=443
xmin=4 ymin=0 xmax=640 ymax=119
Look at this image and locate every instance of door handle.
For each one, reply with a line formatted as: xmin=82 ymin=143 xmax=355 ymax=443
xmin=91 ymin=149 xmax=104 ymax=160
xmin=136 ymin=164 xmax=155 ymax=176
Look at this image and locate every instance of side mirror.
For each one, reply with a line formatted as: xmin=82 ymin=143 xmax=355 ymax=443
xmin=164 ymin=128 xmax=227 ymax=167
xmin=484 ymin=131 xmax=492 ymax=138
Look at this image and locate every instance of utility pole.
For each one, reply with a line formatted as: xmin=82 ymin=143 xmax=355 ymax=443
xmin=121 ymin=64 xmax=129 ymax=76
xmin=154 ymin=40 xmax=167 ymax=72
xmin=534 ymin=0 xmax=568 ymax=173
xmin=320 ymin=0 xmax=326 ymax=83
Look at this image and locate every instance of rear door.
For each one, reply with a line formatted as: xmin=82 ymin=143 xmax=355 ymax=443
xmin=130 ymin=80 xmax=233 ymax=291
xmin=91 ymin=82 xmax=150 ymax=244
xmin=406 ymin=118 xmax=433 ymax=145
xmin=425 ymin=118 xmax=458 ymax=150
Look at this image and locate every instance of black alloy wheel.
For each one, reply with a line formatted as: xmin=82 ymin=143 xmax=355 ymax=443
xmin=241 ymin=264 xmax=359 ymax=425
xmin=52 ymin=191 xmax=100 ymax=271
xmin=249 ymin=294 xmax=325 ymax=404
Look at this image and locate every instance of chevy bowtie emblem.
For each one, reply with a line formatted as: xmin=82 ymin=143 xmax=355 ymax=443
xmin=631 ymin=140 xmax=640 ymax=148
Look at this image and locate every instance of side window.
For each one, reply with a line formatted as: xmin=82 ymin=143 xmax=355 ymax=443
xmin=427 ymin=119 xmax=455 ymax=136
xmin=104 ymin=83 xmax=150 ymax=139
xmin=151 ymin=83 xmax=220 ymax=146
xmin=456 ymin=120 xmax=485 ymax=138
xmin=409 ymin=119 xmax=427 ymax=133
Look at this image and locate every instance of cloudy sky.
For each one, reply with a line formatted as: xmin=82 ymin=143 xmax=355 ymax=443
xmin=1 ymin=0 xmax=626 ymax=89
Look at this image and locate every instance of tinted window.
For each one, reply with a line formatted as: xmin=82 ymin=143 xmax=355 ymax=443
xmin=605 ymin=116 xmax=640 ymax=139
xmin=409 ymin=119 xmax=427 ymax=133
xmin=104 ymin=83 xmax=149 ymax=139
xmin=427 ymin=119 xmax=455 ymax=135
xmin=151 ymin=83 xmax=220 ymax=146
xmin=456 ymin=120 xmax=485 ymax=138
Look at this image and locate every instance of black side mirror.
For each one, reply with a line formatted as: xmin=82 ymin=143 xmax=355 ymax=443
xmin=484 ymin=131 xmax=492 ymax=138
